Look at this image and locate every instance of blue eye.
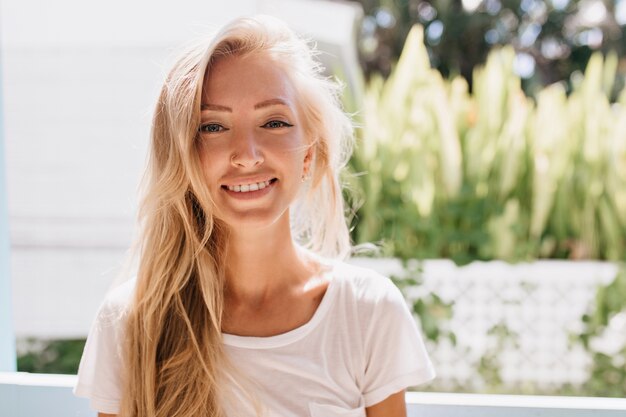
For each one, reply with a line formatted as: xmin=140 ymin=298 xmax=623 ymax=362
xmin=263 ymin=120 xmax=293 ymax=129
xmin=199 ymin=123 xmax=226 ymax=133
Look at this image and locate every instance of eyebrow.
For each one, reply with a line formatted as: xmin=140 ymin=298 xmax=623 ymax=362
xmin=254 ymin=98 xmax=291 ymax=110
xmin=200 ymin=98 xmax=291 ymax=112
xmin=201 ymin=103 xmax=231 ymax=112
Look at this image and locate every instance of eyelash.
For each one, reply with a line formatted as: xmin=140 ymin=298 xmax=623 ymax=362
xmin=198 ymin=120 xmax=293 ymax=134
xmin=198 ymin=123 xmax=226 ymax=133
xmin=262 ymin=120 xmax=293 ymax=129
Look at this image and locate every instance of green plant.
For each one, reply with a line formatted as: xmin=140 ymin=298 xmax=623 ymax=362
xmin=389 ymin=260 xmax=456 ymax=345
xmin=476 ymin=322 xmax=520 ymax=392
xmin=17 ymin=338 xmax=86 ymax=374
xmin=355 ymin=0 xmax=626 ymax=100
xmin=576 ymin=265 xmax=626 ymax=397
xmin=350 ymin=24 xmax=626 ymax=264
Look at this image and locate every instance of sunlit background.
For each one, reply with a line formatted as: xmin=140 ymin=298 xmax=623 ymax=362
xmin=1 ymin=0 xmax=625 ymax=400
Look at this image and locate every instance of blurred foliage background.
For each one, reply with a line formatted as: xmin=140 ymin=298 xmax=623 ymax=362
xmin=17 ymin=339 xmax=85 ymax=375
xmin=344 ymin=0 xmax=626 ymax=398
xmin=348 ymin=24 xmax=626 ymax=265
xmin=353 ymin=0 xmax=626 ymax=99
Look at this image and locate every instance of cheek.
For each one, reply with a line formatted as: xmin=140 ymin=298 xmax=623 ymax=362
xmin=275 ymin=146 xmax=308 ymax=173
xmin=197 ymin=147 xmax=222 ymax=186
xmin=272 ymin=130 xmax=309 ymax=159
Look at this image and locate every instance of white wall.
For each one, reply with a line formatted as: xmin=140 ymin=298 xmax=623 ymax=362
xmin=0 ymin=0 xmax=362 ymax=338
xmin=1 ymin=0 xmax=258 ymax=47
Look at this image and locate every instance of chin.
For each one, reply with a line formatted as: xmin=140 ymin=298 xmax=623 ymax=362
xmin=218 ymin=208 xmax=290 ymax=233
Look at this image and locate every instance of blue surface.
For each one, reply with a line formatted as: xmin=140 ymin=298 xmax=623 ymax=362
xmin=406 ymin=404 xmax=626 ymax=417
xmin=2 ymin=374 xmax=626 ymax=417
xmin=0 ymin=379 xmax=94 ymax=417
xmin=0 ymin=23 xmax=17 ymax=373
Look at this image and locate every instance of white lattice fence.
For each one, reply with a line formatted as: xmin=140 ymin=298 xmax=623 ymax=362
xmin=350 ymin=259 xmax=621 ymax=393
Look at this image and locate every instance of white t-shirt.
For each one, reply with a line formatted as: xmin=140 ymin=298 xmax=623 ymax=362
xmin=74 ymin=261 xmax=435 ymax=417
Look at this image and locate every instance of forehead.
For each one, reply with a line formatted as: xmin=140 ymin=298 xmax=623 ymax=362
xmin=201 ymin=52 xmax=298 ymax=105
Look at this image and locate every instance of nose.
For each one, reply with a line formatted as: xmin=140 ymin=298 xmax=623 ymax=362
xmin=230 ymin=129 xmax=264 ymax=168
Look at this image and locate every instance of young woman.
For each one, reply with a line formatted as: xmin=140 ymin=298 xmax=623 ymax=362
xmin=74 ymin=15 xmax=434 ymax=417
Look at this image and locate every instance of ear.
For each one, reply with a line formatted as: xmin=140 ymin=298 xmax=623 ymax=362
xmin=303 ymin=143 xmax=314 ymax=173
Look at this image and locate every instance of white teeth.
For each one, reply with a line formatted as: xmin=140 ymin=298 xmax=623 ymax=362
xmin=227 ymin=180 xmax=272 ymax=193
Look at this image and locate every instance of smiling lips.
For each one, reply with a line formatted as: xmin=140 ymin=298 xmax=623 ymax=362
xmin=223 ymin=178 xmax=277 ymax=193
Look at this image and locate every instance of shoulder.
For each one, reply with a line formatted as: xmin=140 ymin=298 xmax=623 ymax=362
xmin=330 ymin=260 xmax=406 ymax=312
xmin=94 ymin=277 xmax=137 ymax=327
xmin=74 ymin=278 xmax=136 ymax=413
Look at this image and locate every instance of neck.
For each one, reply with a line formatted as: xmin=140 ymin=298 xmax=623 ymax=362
xmin=223 ymin=215 xmax=316 ymax=305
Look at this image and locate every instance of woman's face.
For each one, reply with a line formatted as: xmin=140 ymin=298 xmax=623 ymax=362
xmin=197 ymin=52 xmax=312 ymax=231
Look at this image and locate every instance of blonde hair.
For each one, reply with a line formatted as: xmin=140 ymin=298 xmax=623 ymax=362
xmin=119 ymin=15 xmax=354 ymax=417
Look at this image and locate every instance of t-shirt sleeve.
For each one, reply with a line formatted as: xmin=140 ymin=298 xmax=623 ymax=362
xmin=73 ymin=284 xmax=130 ymax=414
xmin=361 ymin=276 xmax=435 ymax=407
